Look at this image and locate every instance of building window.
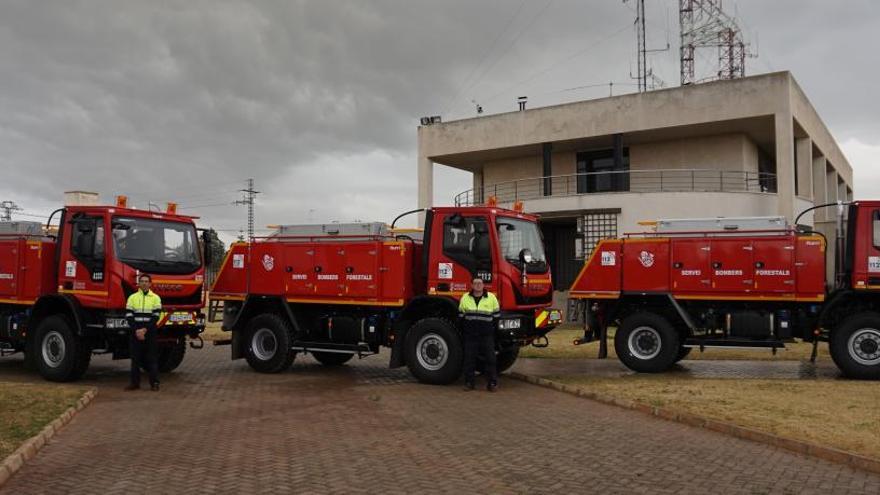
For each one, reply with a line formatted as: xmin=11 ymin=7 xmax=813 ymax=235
xmin=757 ymin=149 xmax=777 ymax=193
xmin=576 ymin=211 xmax=619 ymax=260
xmin=576 ymin=149 xmax=629 ymax=194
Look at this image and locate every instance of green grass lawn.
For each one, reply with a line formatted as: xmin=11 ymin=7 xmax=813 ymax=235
xmin=549 ymin=374 xmax=880 ymax=460
xmin=0 ymin=383 xmax=88 ymax=459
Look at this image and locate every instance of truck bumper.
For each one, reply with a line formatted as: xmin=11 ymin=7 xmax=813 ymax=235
xmin=496 ymin=308 xmax=562 ymax=346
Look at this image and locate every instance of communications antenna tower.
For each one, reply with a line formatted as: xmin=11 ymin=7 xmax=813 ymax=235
xmin=679 ymin=0 xmax=755 ymax=85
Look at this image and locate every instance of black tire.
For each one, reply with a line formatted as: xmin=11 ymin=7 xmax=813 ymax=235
xmin=674 ymin=346 xmax=692 ymax=363
xmin=244 ymin=314 xmax=296 ymax=373
xmin=312 ymin=351 xmax=354 ymax=366
xmin=405 ymin=318 xmax=463 ymax=385
xmin=158 ymin=339 xmax=187 ymax=373
xmin=830 ymin=312 xmax=880 ymax=380
xmin=496 ymin=347 xmax=520 ymax=373
xmin=614 ymin=312 xmax=680 ymax=373
xmin=33 ymin=315 xmax=91 ymax=382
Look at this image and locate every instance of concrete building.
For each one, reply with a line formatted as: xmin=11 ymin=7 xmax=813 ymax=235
xmin=417 ymin=72 xmax=853 ymax=302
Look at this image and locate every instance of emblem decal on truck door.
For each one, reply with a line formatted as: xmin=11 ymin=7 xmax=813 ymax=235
xmin=601 ymin=251 xmax=616 ymax=266
xmin=639 ymin=251 xmax=655 ymax=268
xmin=438 ymin=263 xmax=453 ymax=279
xmin=65 ymin=260 xmax=76 ymax=277
xmin=261 ymin=254 xmax=275 ymax=271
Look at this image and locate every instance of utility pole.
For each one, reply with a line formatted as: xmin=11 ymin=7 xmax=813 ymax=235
xmin=0 ymin=201 xmax=22 ymax=222
xmin=233 ymin=178 xmax=260 ymax=241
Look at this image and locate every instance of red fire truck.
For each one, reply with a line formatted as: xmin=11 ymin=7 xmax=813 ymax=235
xmin=209 ymin=205 xmax=561 ymax=384
xmin=570 ymin=201 xmax=880 ymax=379
xmin=0 ymin=197 xmax=210 ymax=381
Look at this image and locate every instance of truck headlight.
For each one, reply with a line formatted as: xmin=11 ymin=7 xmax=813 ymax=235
xmin=498 ymin=319 xmax=522 ymax=330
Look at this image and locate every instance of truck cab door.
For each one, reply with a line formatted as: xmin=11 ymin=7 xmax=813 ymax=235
xmin=428 ymin=213 xmax=495 ymax=298
xmin=861 ymin=208 xmax=880 ymax=288
xmin=60 ymin=213 xmax=109 ymax=307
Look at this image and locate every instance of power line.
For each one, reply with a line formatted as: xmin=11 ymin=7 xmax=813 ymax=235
xmin=481 ymin=22 xmax=632 ymax=106
xmin=441 ymin=0 xmax=528 ymax=115
xmin=451 ymin=0 xmax=557 ymax=114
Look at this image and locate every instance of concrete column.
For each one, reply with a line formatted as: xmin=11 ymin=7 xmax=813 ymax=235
xmin=774 ymin=114 xmax=796 ymax=221
xmin=795 ymin=137 xmax=813 ymax=199
xmin=472 ymin=169 xmax=484 ymax=204
xmin=826 ymin=166 xmax=838 ymax=203
xmin=838 ymin=176 xmax=847 ymax=204
xmin=417 ymin=156 xmax=433 ymax=209
xmin=812 ymin=155 xmax=827 ymax=221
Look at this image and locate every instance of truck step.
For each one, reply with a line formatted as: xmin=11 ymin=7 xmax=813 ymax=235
xmin=683 ymin=338 xmax=786 ymax=350
xmin=290 ymin=341 xmax=376 ymax=357
xmin=0 ymin=342 xmax=18 ymax=357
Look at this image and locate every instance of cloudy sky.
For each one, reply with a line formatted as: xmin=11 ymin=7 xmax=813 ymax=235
xmin=1 ymin=0 xmax=877 ymax=242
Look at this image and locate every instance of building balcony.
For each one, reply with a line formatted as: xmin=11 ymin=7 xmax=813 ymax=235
xmin=453 ymin=169 xmax=778 ymax=207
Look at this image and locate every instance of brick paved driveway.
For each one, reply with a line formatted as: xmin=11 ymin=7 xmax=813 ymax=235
xmin=1 ymin=347 xmax=878 ymax=494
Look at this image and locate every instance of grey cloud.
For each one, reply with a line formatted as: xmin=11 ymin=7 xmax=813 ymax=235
xmin=0 ymin=0 xmax=877 ymax=238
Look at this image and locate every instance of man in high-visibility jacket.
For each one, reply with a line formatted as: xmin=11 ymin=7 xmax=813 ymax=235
xmin=125 ymin=274 xmax=162 ymax=391
xmin=459 ymin=277 xmax=501 ymax=392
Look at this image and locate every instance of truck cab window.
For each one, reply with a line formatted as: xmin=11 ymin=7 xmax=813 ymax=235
xmin=874 ymin=210 xmax=880 ymax=248
xmin=69 ymin=216 xmax=105 ymax=273
xmin=442 ymin=216 xmax=492 ymax=275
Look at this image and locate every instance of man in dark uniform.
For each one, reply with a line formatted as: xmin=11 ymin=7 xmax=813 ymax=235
xmin=459 ymin=277 xmax=501 ymax=392
xmin=125 ymin=274 xmax=162 ymax=391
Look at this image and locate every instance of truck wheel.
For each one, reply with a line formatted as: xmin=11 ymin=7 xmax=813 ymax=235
xmin=158 ymin=339 xmax=187 ymax=373
xmin=34 ymin=315 xmax=90 ymax=382
xmin=496 ymin=347 xmax=520 ymax=373
xmin=614 ymin=312 xmax=680 ymax=373
xmin=674 ymin=346 xmax=692 ymax=363
xmin=830 ymin=312 xmax=880 ymax=380
xmin=244 ymin=314 xmax=295 ymax=373
xmin=405 ymin=318 xmax=463 ymax=385
xmin=312 ymin=352 xmax=354 ymax=366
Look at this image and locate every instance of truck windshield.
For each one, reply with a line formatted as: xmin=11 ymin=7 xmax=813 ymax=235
xmin=112 ymin=217 xmax=201 ymax=274
xmin=496 ymin=217 xmax=547 ymax=268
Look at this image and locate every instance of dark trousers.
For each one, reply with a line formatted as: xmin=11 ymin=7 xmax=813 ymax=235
xmin=130 ymin=326 xmax=159 ymax=386
xmin=463 ymin=327 xmax=497 ymax=384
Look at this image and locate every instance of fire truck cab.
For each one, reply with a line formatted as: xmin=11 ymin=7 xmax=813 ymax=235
xmin=0 ymin=199 xmax=209 ymax=381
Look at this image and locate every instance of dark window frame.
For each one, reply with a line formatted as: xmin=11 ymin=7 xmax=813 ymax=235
xmin=442 ymin=215 xmax=494 ymax=279
xmin=69 ymin=214 xmax=106 ymax=274
xmin=576 ymin=148 xmax=630 ymax=194
xmin=873 ymin=210 xmax=880 ymax=249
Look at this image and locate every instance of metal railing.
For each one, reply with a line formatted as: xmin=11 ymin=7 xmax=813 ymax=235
xmin=453 ymin=169 xmax=777 ymax=207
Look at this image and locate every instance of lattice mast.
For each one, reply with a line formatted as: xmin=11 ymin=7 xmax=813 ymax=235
xmin=679 ymin=0 xmax=753 ymax=86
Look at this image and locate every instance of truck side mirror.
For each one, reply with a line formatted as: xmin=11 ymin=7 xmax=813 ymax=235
xmin=201 ymin=231 xmax=213 ymax=266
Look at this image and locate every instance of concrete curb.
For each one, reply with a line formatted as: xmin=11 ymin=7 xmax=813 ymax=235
xmin=508 ymin=372 xmax=880 ymax=475
xmin=0 ymin=387 xmax=98 ymax=488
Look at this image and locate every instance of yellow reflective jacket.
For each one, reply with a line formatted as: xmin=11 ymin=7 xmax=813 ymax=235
xmin=126 ymin=290 xmax=162 ymax=327
xmin=459 ymin=291 xmax=500 ymax=331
